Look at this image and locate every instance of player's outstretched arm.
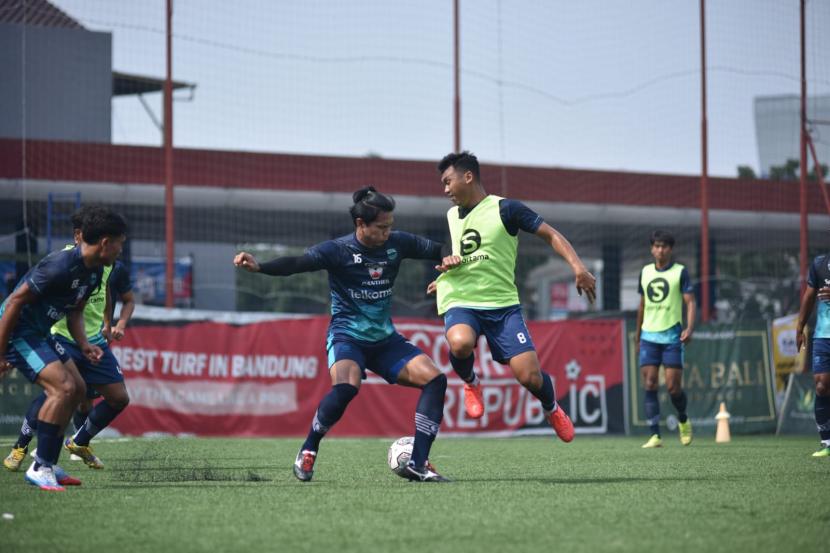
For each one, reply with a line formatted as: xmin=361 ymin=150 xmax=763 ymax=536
xmin=0 ymin=283 xmax=37 ymax=377
xmin=797 ymin=285 xmax=818 ymax=352
xmin=234 ymin=251 xmax=323 ymax=277
xmin=534 ymin=223 xmax=596 ymax=303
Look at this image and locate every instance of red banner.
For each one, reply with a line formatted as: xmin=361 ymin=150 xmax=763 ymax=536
xmin=110 ymin=317 xmax=624 ymax=437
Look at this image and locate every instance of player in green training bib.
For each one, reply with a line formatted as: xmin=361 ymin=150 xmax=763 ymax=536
xmin=431 ymin=151 xmax=596 ymax=443
xmin=636 ymin=230 xmax=696 ymax=449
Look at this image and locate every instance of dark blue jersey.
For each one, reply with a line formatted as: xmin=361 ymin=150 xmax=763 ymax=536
xmin=808 ymin=254 xmax=830 ymax=338
xmin=306 ymin=231 xmax=441 ymax=343
xmin=0 ymin=246 xmax=103 ymax=336
xmin=459 ymin=198 xmax=544 ymax=236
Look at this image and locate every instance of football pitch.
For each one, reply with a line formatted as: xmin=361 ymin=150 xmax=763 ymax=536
xmin=0 ymin=435 xmax=825 ymax=553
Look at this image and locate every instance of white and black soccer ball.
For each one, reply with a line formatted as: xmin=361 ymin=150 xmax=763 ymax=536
xmin=387 ymin=436 xmax=414 ymax=476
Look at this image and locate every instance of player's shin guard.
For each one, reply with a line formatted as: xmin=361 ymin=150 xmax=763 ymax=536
xmin=449 ymin=352 xmax=476 ymax=384
xmin=670 ymin=390 xmax=688 ymax=423
xmin=301 ymin=383 xmax=359 ymax=452
xmin=72 ymin=401 xmax=124 ymax=447
xmin=816 ymin=394 xmax=830 ymax=446
xmin=15 ymin=392 xmax=46 ymax=450
xmin=33 ymin=421 xmax=62 ymax=469
xmin=532 ymin=372 xmax=558 ymax=413
xmin=644 ymin=390 xmax=661 ymax=436
xmin=410 ymin=373 xmax=447 ymax=468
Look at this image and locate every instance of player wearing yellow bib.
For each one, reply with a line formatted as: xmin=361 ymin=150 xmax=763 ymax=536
xmin=432 ymin=152 xmax=596 ymax=443
xmin=4 ymin=207 xmax=135 ymax=474
xmin=636 ymin=230 xmax=696 ymax=448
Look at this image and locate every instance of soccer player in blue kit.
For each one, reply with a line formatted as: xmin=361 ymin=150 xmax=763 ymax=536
xmin=234 ymin=187 xmax=450 ymax=482
xmin=796 ymin=253 xmax=830 ymax=458
xmin=3 ymin=206 xmax=136 ymax=474
xmin=0 ymin=207 xmax=127 ymax=490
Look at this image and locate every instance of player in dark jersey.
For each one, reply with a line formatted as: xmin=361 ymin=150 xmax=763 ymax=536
xmin=4 ymin=208 xmax=136 ymax=473
xmin=4 ymin=209 xmax=135 ymax=473
xmin=0 ymin=206 xmax=127 ymax=490
xmin=234 ymin=187 xmax=450 ymax=482
xmin=796 ymin=254 xmax=830 ymax=457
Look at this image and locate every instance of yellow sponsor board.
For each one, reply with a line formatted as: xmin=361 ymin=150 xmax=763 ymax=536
xmin=771 ymin=314 xmax=806 ymax=391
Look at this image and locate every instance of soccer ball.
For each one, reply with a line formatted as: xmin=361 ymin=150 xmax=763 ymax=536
xmin=387 ymin=436 xmax=414 ymax=476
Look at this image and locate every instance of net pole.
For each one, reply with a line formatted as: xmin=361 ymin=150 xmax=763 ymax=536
xmin=453 ymin=0 xmax=461 ymax=152
xmin=164 ymin=0 xmax=175 ymax=308
xmin=700 ymin=0 xmax=711 ymax=322
xmin=799 ymin=0 xmax=808 ymax=296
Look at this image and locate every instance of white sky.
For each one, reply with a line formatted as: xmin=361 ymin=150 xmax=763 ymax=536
xmin=54 ymin=0 xmax=830 ymax=177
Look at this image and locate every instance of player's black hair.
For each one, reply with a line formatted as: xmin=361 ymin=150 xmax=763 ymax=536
xmin=650 ymin=230 xmax=675 ymax=248
xmin=349 ymin=186 xmax=395 ymax=225
xmin=438 ymin=151 xmax=480 ymax=182
xmin=81 ymin=206 xmax=128 ymax=244
xmin=70 ymin=205 xmax=94 ymax=231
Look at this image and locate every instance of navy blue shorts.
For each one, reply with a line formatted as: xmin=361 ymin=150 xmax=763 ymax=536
xmin=639 ymin=339 xmax=684 ymax=369
xmin=4 ymin=332 xmax=71 ymax=383
xmin=326 ymin=332 xmax=423 ymax=384
xmin=812 ymin=338 xmax=830 ymax=374
xmin=443 ymin=305 xmax=535 ymax=364
xmin=54 ymin=336 xmax=124 ymax=391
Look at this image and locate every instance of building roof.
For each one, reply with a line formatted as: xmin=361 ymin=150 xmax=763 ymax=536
xmin=0 ymin=0 xmax=84 ymax=29
xmin=113 ymin=71 xmax=196 ymax=97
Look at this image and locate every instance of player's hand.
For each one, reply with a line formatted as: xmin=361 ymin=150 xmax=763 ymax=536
xmin=82 ymin=344 xmax=103 ymax=364
xmin=426 ymin=280 xmax=437 ymax=295
xmin=111 ymin=324 xmax=126 ymax=341
xmin=575 ymin=269 xmax=597 ymax=304
xmin=818 ymin=287 xmax=830 ymax=302
xmin=680 ymin=328 xmax=694 ymax=344
xmin=233 ymin=252 xmax=260 ymax=272
xmin=797 ymin=328 xmax=805 ymax=352
xmin=435 ymin=255 xmax=461 ymax=272
xmin=102 ymin=326 xmax=113 ymax=343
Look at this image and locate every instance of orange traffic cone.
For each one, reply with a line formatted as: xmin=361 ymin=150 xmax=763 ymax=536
xmin=715 ymin=402 xmax=731 ymax=443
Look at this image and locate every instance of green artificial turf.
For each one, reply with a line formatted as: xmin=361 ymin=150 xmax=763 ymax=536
xmin=0 ymin=435 xmax=826 ymax=552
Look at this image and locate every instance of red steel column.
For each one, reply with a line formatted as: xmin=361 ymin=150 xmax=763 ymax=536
xmin=799 ymin=0 xmax=809 ymax=295
xmin=164 ymin=0 xmax=175 ymax=308
xmin=453 ymin=0 xmax=461 ymax=152
xmin=700 ymin=0 xmax=710 ymax=322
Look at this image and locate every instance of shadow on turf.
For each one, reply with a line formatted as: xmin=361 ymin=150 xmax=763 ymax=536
xmin=109 ymin=447 xmax=271 ymax=484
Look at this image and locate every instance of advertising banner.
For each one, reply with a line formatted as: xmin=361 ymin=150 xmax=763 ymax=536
xmin=771 ymin=314 xmax=806 ymax=391
xmin=106 ymin=316 xmax=625 ymax=437
xmin=0 ymin=370 xmax=40 ymax=435
xmin=776 ymin=372 xmax=817 ymax=436
xmin=627 ymin=322 xmax=777 ymax=435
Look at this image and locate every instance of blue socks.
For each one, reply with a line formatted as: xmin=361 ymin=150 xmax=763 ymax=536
xmin=301 ymin=383 xmax=359 ymax=452
xmin=33 ymin=421 xmax=62 ymax=469
xmin=644 ymin=390 xmax=660 ymax=436
xmin=73 ymin=408 xmax=90 ymax=433
xmin=670 ymin=391 xmax=688 ymax=423
xmin=449 ymin=352 xmax=476 ymax=383
xmin=14 ymin=392 xmax=46 ymax=449
xmin=72 ymin=400 xmax=124 ymax=446
xmin=410 ymin=374 xmax=447 ymax=469
xmin=816 ymin=394 xmax=830 ymax=445
xmin=530 ymin=372 xmax=558 ymax=413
